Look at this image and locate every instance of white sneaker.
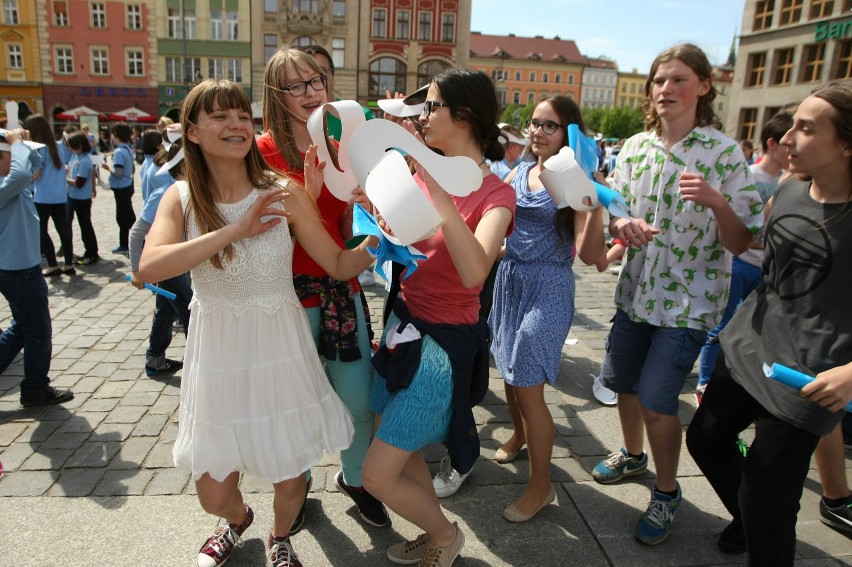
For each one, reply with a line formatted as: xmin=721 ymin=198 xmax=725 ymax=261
xmin=592 ymin=374 xmax=617 ymax=406
xmin=358 ymin=268 xmax=376 ymax=287
xmin=432 ymin=455 xmax=471 ymax=498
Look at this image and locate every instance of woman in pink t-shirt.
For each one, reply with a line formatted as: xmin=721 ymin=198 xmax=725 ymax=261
xmin=363 ymin=69 xmax=516 ymax=566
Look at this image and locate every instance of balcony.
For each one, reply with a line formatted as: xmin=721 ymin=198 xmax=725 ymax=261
xmin=285 ymin=9 xmax=326 ymax=35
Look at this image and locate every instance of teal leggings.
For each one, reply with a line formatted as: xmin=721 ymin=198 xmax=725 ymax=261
xmin=304 ymin=302 xmax=374 ymax=486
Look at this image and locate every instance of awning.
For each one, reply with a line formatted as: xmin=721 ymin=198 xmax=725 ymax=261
xmin=107 ymin=106 xmax=157 ymax=123
xmin=54 ymin=105 xmax=105 ymax=121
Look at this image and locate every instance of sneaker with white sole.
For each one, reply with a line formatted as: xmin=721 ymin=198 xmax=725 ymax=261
xmin=197 ymin=504 xmax=253 ymax=567
xmin=592 ymin=447 xmax=647 ymax=484
xmin=387 ymin=533 xmax=429 ymax=565
xmin=268 ymin=534 xmax=303 ymax=567
xmin=419 ymin=522 xmax=464 ymax=567
xmin=432 ymin=456 xmax=471 ymax=498
xmin=635 ymin=484 xmax=681 ymax=546
xmin=819 ymin=497 xmax=852 ymax=537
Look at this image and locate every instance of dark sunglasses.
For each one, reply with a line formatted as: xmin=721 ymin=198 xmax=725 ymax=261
xmin=421 ymin=100 xmax=451 ymax=116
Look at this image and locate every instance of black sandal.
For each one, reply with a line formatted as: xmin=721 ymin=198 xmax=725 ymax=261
xmin=60 ymin=265 xmax=77 ymax=275
xmin=42 ymin=267 xmax=61 ymax=277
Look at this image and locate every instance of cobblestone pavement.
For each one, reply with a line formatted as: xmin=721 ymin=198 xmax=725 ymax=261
xmin=0 ymin=179 xmax=849 ymax=566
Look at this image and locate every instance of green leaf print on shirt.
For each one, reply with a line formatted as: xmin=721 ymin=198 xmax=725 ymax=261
xmin=683 ymin=268 xmax=696 ymax=284
xmin=694 ymin=161 xmax=712 ymax=180
xmin=705 ymin=267 xmax=722 ymax=280
xmin=669 ymin=153 xmax=686 ymax=167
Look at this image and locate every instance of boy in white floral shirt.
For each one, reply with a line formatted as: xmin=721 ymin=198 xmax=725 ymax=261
xmin=591 ymin=44 xmax=763 ymax=546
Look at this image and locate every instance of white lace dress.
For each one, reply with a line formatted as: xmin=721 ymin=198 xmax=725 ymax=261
xmin=172 ymin=181 xmax=354 ymax=483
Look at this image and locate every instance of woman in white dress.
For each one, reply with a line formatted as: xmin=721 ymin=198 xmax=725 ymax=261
xmin=139 ymin=79 xmax=377 ymax=567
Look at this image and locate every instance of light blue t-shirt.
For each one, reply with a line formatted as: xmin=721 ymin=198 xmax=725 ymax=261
xmin=140 ymin=155 xmax=154 ymax=202
xmin=67 ymin=153 xmax=94 ymax=201
xmin=108 ymin=143 xmax=134 ymax=189
xmin=140 ymin=171 xmax=175 ymax=224
xmin=0 ymin=143 xmax=40 ymax=270
xmin=33 ymin=146 xmax=68 ymax=205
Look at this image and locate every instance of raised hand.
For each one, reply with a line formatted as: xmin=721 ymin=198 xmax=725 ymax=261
xmin=679 ymin=171 xmax=724 ymax=209
xmin=303 ymin=144 xmax=326 ymax=201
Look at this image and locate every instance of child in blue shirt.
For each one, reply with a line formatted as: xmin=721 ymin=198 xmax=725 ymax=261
xmin=101 ymin=123 xmax=136 ymax=256
xmin=66 ymin=133 xmax=100 ymax=266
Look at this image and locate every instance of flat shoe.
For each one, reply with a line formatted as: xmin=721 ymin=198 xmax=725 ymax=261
xmin=502 ymin=486 xmax=556 ymax=522
xmin=42 ymin=267 xmax=61 ymax=277
xmin=60 ymin=265 xmax=76 ymax=275
xmin=495 ymin=445 xmax=523 ymax=464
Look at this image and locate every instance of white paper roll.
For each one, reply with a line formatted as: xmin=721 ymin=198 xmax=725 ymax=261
xmin=539 ymin=146 xmax=598 ymax=211
xmin=306 ymin=100 xmax=367 ymax=201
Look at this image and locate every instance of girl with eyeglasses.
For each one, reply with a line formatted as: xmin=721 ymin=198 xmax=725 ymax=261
xmin=256 ymin=48 xmax=389 ymax=531
xmin=139 ymin=79 xmax=378 ymax=567
xmin=490 ymin=96 xmax=605 ymax=522
xmin=361 ymin=68 xmax=516 ymax=567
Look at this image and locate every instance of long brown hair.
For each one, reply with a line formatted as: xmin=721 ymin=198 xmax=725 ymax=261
xmin=23 ymin=115 xmax=61 ymax=169
xmin=262 ymin=48 xmax=327 ymax=173
xmin=642 ymin=43 xmax=717 ymax=134
xmin=181 ymin=79 xmax=281 ymax=269
xmin=535 ymin=95 xmax=587 ymax=243
xmin=811 ymin=84 xmax=852 ymax=220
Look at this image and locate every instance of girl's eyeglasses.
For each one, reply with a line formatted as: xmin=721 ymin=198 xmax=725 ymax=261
xmin=525 ymin=119 xmax=562 ymax=136
xmin=279 ymin=75 xmax=328 ymax=97
xmin=421 ymin=100 xmax=451 ymax=116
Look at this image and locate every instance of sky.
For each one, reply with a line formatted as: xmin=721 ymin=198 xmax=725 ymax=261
xmin=471 ymin=0 xmax=746 ymax=72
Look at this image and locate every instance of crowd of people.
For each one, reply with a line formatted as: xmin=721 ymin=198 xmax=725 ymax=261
xmin=0 ymin=41 xmax=850 ymax=567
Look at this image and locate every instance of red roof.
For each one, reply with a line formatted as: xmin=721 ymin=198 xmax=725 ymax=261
xmin=585 ymin=57 xmax=618 ymax=70
xmin=469 ymin=32 xmax=586 ymax=65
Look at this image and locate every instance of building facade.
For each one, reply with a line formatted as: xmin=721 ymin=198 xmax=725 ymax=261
xmin=582 ymin=56 xmax=617 ymax=108
xmin=360 ymin=0 xmax=471 ymax=111
xmin=615 ymin=68 xmax=646 ymax=108
xmin=468 ymin=32 xmax=585 ymax=110
xmin=729 ymin=0 xmax=852 ymax=143
xmin=39 ymin=0 xmax=159 ymax=120
xmin=158 ymin=0 xmax=252 ymax=119
xmin=1 ymin=0 xmax=43 ymax=119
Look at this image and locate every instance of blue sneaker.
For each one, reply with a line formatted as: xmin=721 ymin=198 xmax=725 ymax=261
xmin=635 ymin=484 xmax=682 ymax=545
xmin=592 ymin=448 xmax=648 ymax=484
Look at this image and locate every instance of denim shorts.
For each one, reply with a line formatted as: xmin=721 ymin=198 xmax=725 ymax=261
xmin=600 ymin=309 xmax=706 ymax=415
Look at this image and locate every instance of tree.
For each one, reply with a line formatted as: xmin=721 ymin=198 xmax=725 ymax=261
xmin=500 ymin=100 xmax=536 ymax=129
xmin=581 ymin=105 xmax=644 ymax=139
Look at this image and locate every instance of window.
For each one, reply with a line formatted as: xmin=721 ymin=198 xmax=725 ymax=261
xmin=800 ymin=43 xmax=825 ymax=82
xmin=746 ymin=51 xmax=767 ymax=86
xmin=753 ymin=0 xmax=774 ymax=30
xmin=333 ymin=0 xmax=345 ymax=16
xmin=91 ymin=48 xmax=109 ymax=75
xmin=53 ymin=1 xmax=68 ymax=26
xmin=168 ymin=9 xmax=181 ymax=38
xmin=542 ymin=72 xmax=549 ymax=83
xmin=369 ymin=57 xmax=406 ymax=96
xmin=264 ymin=0 xmax=276 ymax=13
xmin=418 ymin=12 xmax=431 ymax=41
xmin=568 ymin=74 xmax=574 ymax=84
xmin=396 ymin=10 xmax=410 ymax=39
xmin=187 ymin=57 xmax=201 ymax=82
xmin=91 ymin=2 xmax=105 ymax=27
xmin=291 ymin=36 xmax=316 ymax=47
xmin=292 ymin=0 xmax=318 ymax=13
xmin=555 ymin=73 xmax=561 ymax=83
xmin=372 ymin=8 xmax=386 ymax=38
xmin=417 ymin=59 xmax=448 ymax=86
xmin=514 ymin=70 xmax=521 ymax=80
xmin=779 ymin=0 xmax=803 ymax=24
xmin=55 ymin=47 xmax=73 ymax=74
xmin=264 ymin=34 xmax=277 ymax=62
xmin=331 ymin=38 xmax=344 ymax=70
xmin=621 ymin=82 xmax=626 ymax=93
xmin=513 ymin=90 xmax=520 ymax=104
xmin=498 ymin=89 xmax=507 ymax=106
xmin=185 ymin=10 xmax=196 ymax=38
xmin=210 ymin=11 xmax=223 ymax=40
xmin=809 ymin=0 xmax=834 ymax=18
xmin=126 ymin=4 xmax=141 ymax=30
xmin=228 ymin=59 xmax=242 ymax=82
xmin=530 ymin=71 xmax=536 ymax=82
xmin=3 ymin=0 xmax=18 ymax=24
xmin=164 ymin=56 xmax=181 ymax=82
xmin=208 ymin=58 xmax=225 ymax=79
xmin=126 ymin=49 xmax=143 ymax=76
xmin=771 ymin=48 xmax=795 ymax=84
xmin=833 ymin=39 xmax=852 ymax=79
xmin=7 ymin=44 xmax=22 ymax=68
xmin=441 ymin=14 xmax=454 ymax=42
xmin=739 ymin=108 xmax=758 ymax=140
xmin=527 ymin=91 xmax=535 ymax=104
xmin=226 ymin=12 xmax=238 ymax=40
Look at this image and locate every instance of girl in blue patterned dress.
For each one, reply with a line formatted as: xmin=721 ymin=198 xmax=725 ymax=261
xmin=490 ymin=95 xmax=605 ymax=522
